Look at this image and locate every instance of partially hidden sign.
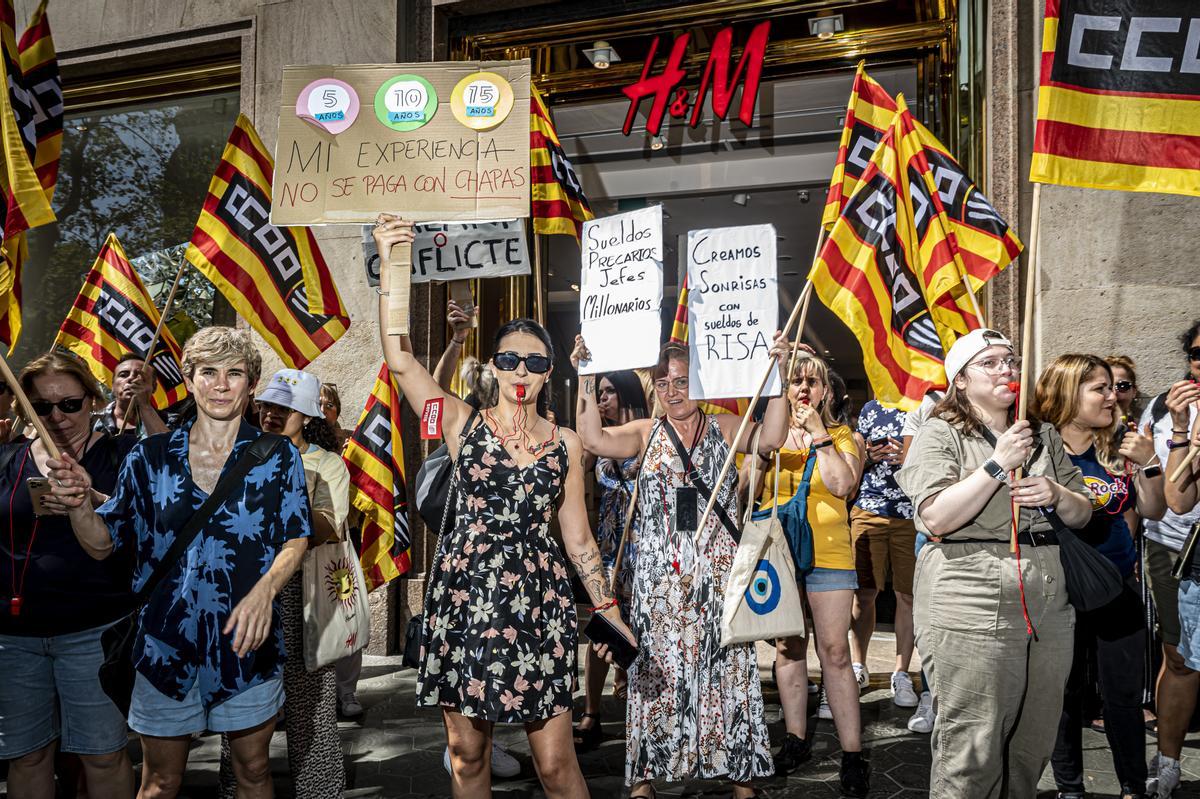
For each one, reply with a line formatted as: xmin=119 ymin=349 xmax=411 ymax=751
xmin=686 ymin=224 xmax=780 ymax=400
xmin=577 ymin=206 xmax=664 ymax=375
xmin=362 ymin=220 xmax=529 ymax=286
xmin=274 ymin=60 xmax=531 ymax=225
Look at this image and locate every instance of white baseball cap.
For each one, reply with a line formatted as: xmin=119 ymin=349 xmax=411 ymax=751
xmin=256 ymin=368 xmax=322 ymax=418
xmin=944 ymin=328 xmax=1014 ymax=383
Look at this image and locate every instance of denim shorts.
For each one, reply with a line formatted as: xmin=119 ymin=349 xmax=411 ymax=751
xmin=1178 ymin=579 xmax=1200 ymax=671
xmin=0 ymin=623 xmax=129 ymax=758
xmin=804 ymin=567 xmax=859 ymax=592
xmin=128 ymin=673 xmax=284 ymax=736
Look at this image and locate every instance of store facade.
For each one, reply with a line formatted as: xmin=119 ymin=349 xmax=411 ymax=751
xmin=29 ymin=0 xmax=1199 ymax=651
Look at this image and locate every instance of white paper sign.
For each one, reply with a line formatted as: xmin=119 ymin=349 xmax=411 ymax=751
xmin=577 ymin=206 xmax=664 ymax=375
xmin=686 ymin=224 xmax=780 ymax=400
xmin=361 ymin=219 xmax=530 ymax=285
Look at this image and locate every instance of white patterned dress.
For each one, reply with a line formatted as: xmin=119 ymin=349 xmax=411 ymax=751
xmin=626 ymin=417 xmax=773 ymax=785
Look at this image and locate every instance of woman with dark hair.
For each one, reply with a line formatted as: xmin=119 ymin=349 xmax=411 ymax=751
xmin=0 ymin=352 xmax=136 ymax=797
xmin=216 ymin=367 xmax=350 ymax=798
xmin=573 ymin=333 xmax=790 ymax=799
xmin=373 ymin=216 xmax=633 ymax=799
xmin=571 ymin=368 xmax=650 ymax=750
xmin=897 ymin=329 xmax=1092 ymax=798
xmin=1033 ymin=354 xmax=1164 ymax=799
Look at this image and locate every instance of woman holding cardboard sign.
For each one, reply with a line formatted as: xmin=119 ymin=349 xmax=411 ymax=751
xmin=573 ymin=334 xmax=790 ymax=799
xmin=373 ymin=215 xmax=634 ymax=799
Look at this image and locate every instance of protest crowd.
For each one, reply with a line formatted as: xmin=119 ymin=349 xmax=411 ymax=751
xmin=3 ymin=3 xmax=1200 ymax=799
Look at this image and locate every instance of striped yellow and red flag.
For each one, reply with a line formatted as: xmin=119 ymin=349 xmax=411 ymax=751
xmin=16 ymin=0 xmax=60 ymax=200
xmin=0 ymin=0 xmax=53 ymax=247
xmin=811 ymin=99 xmax=980 ymax=410
xmin=185 ymin=115 xmax=349 ymax=368
xmin=54 ymin=233 xmax=187 ymax=410
xmin=823 ymin=63 xmax=1022 ymax=288
xmin=531 ymin=84 xmax=594 ymax=240
xmin=344 ymin=363 xmax=411 ymax=591
xmin=0 ymin=231 xmax=25 ymax=350
xmin=1030 ymin=0 xmax=1200 ymax=195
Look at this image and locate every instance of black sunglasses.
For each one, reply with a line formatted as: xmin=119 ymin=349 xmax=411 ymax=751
xmin=1190 ymin=347 xmax=1200 ymax=362
xmin=31 ymin=396 xmax=87 ymax=416
xmin=493 ymin=351 xmax=552 ymax=374
xmin=1114 ymin=380 xmax=1134 ymax=392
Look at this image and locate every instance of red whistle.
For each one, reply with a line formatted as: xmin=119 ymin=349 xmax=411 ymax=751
xmin=516 ymin=384 xmax=526 ymax=401
xmin=9 ymin=596 xmax=21 ymax=616
xmin=1007 ymin=381 xmax=1021 ymax=395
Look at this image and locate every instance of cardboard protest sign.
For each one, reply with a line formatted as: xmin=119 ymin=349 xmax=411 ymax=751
xmin=577 ymin=206 xmax=663 ymax=375
xmin=274 ymin=61 xmax=531 ymax=225
xmin=362 ymin=221 xmax=529 ymax=286
xmin=685 ymin=224 xmax=780 ymax=400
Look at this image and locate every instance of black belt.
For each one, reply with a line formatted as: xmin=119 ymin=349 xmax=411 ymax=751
xmin=934 ymin=529 xmax=1059 ymax=547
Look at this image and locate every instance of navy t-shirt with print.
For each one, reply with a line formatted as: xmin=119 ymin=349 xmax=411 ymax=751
xmin=854 ymin=400 xmax=913 ymax=519
xmin=1068 ymin=445 xmax=1137 ymax=577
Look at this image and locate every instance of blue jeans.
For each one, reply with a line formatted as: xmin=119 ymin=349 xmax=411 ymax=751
xmin=129 ymin=674 xmax=284 ymax=736
xmin=0 ymin=623 xmax=129 ymax=758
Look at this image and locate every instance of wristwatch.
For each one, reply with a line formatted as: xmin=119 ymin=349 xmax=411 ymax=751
xmin=981 ymin=458 xmax=1007 ymax=482
xmin=1142 ymin=463 xmax=1163 ymax=478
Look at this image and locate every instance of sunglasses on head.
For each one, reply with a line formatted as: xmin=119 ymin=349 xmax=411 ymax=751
xmin=493 ymin=351 xmax=552 ymax=374
xmin=31 ymin=396 xmax=86 ymax=416
xmin=1114 ymin=380 xmax=1134 ymax=392
xmin=1190 ymin=347 xmax=1200 ymax=362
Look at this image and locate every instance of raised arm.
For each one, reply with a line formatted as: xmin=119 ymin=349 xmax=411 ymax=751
xmin=432 ymin=300 xmax=475 ymax=392
xmin=374 ymin=215 xmax=471 ymax=447
xmin=1120 ymin=424 xmax=1166 ymax=521
xmin=44 ymin=453 xmax=115 ymax=559
xmin=1166 ymin=414 xmax=1200 ymax=515
xmin=571 ymin=335 xmax=652 ymax=460
xmin=718 ymin=330 xmax=790 ymax=455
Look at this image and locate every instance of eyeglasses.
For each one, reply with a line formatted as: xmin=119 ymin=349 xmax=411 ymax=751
xmin=1189 ymin=347 xmax=1200 ymax=362
xmin=654 ymin=377 xmax=689 ymax=393
xmin=967 ymin=356 xmax=1021 ymax=374
xmin=31 ymin=396 xmax=87 ymax=416
xmin=1114 ymin=380 xmax=1134 ymax=392
xmin=493 ymin=351 xmax=552 ymax=374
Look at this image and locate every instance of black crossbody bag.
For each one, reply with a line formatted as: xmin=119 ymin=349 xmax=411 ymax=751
xmin=662 ymin=415 xmax=740 ymax=544
xmin=99 ymin=433 xmax=286 ymax=715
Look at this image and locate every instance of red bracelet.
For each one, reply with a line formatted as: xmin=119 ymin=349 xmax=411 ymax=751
xmin=590 ymin=598 xmax=618 ymax=613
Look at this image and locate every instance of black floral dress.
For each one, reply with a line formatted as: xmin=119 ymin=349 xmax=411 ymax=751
xmin=416 ymin=422 xmax=576 ymax=722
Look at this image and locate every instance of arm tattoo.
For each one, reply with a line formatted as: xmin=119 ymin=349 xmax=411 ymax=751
xmin=568 ymin=546 xmax=614 ymax=606
xmin=582 ymin=377 xmax=595 ymax=395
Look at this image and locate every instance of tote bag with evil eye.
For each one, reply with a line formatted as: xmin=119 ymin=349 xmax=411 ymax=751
xmin=721 ymin=438 xmax=806 ymax=646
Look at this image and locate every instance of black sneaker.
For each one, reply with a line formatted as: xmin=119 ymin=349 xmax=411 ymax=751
xmin=772 ymin=732 xmax=812 ymax=775
xmin=839 ymin=751 xmax=870 ymax=798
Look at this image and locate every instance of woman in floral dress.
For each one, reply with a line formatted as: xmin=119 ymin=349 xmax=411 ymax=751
xmin=575 ymin=370 xmax=650 ymax=750
xmin=573 ymin=336 xmax=791 ymax=799
xmin=374 ymin=216 xmax=634 ymax=799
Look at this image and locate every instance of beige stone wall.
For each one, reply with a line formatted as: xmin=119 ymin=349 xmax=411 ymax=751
xmin=27 ymin=0 xmax=412 ymax=652
xmin=990 ymin=0 xmax=1200 ymax=404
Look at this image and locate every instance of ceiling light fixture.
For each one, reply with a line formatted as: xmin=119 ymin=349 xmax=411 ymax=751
xmin=649 ymin=133 xmax=666 ymax=151
xmin=583 ymin=41 xmax=620 ymax=69
xmin=809 ymin=14 xmax=844 ymax=40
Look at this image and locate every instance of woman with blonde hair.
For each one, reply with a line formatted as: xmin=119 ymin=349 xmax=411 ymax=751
xmin=897 ymin=329 xmax=1092 ymax=798
xmin=1033 ymin=354 xmax=1165 ymax=799
xmin=743 ymin=349 xmax=868 ymax=795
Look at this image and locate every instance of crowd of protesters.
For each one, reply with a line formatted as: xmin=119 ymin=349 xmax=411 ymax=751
xmin=0 ymin=213 xmax=1197 ymax=799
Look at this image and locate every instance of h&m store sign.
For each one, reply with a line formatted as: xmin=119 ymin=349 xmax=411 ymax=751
xmin=621 ymin=21 xmax=770 ymax=137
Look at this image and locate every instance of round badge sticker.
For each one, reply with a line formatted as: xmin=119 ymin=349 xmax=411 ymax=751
xmin=295 ymin=79 xmax=359 ymax=135
xmin=450 ymin=72 xmax=514 ymax=131
xmin=375 ymin=75 xmax=438 ymax=131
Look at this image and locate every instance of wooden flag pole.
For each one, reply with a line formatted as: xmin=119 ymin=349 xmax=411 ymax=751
xmin=533 ymin=232 xmax=546 ymax=326
xmin=961 ymin=275 xmax=986 ymax=328
xmin=1011 ymin=182 xmax=1044 ymax=552
xmin=0 ymin=349 xmax=61 ymax=460
xmin=117 ymin=255 xmax=188 ymax=435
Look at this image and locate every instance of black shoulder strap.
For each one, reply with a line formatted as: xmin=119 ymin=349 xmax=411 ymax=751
xmin=1151 ymin=392 xmax=1170 ymax=426
xmin=135 ymin=433 xmax=286 ymax=605
xmin=0 ymin=441 xmax=25 ymax=476
xmin=662 ymin=416 xmax=740 ymax=542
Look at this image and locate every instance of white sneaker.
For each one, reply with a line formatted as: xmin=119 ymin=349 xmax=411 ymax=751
xmin=907 ymin=691 xmax=934 ymax=734
xmin=852 ymin=662 xmax=870 ymax=690
xmin=891 ymin=671 xmax=919 ymax=708
xmin=443 ymin=743 xmax=523 ymax=779
xmin=1148 ymin=751 xmax=1181 ymax=798
xmin=817 ymin=686 xmax=834 ymax=720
